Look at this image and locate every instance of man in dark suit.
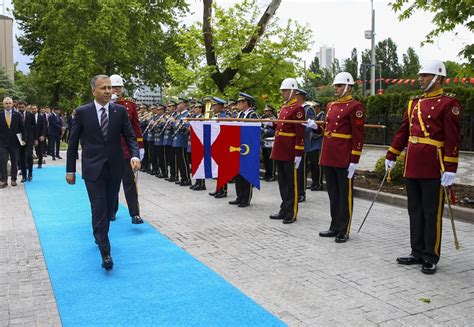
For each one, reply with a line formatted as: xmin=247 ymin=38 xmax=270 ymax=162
xmin=0 ymin=97 xmax=25 ymax=188
xmin=32 ymin=104 xmax=47 ymax=168
xmin=48 ymin=107 xmax=63 ymax=160
xmin=18 ymin=101 xmax=37 ymax=182
xmin=66 ymin=75 xmax=140 ymax=270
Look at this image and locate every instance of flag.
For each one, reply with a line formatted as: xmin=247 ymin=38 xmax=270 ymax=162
xmin=190 ymin=121 xmax=261 ymax=189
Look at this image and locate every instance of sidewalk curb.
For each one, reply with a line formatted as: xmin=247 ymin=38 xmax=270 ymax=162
xmin=353 ymin=186 xmax=474 ymax=224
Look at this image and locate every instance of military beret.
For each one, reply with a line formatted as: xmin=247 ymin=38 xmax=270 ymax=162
xmin=237 ymin=92 xmax=254 ymax=102
xmin=212 ymin=97 xmax=226 ymax=105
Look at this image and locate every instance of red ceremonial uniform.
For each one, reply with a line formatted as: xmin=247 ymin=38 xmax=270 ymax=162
xmin=116 ymin=97 xmax=144 ymax=159
xmin=271 ymin=98 xmax=305 ymax=161
xmin=319 ymin=95 xmax=365 ymax=168
xmin=386 ymin=89 xmax=461 ymax=178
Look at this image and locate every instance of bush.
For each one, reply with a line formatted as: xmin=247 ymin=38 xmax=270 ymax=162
xmin=374 ymin=154 xmax=405 ymax=183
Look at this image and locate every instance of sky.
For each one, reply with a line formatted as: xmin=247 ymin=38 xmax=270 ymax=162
xmin=5 ymin=0 xmax=473 ymax=73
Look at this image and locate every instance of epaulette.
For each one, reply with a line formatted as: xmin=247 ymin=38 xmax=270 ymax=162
xmin=443 ymin=93 xmax=456 ymax=98
xmin=124 ymin=97 xmax=135 ymax=103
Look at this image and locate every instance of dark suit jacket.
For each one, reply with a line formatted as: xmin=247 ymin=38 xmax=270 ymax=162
xmin=20 ymin=111 xmax=37 ymax=144
xmin=48 ymin=113 xmax=63 ymax=137
xmin=35 ymin=113 xmax=47 ymax=139
xmin=0 ymin=110 xmax=25 ymax=148
xmin=66 ymin=102 xmax=139 ymax=182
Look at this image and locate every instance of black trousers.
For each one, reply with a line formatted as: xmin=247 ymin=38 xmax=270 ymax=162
xmin=165 ymin=145 xmax=177 ymax=179
xmin=48 ymin=135 xmax=60 ymax=158
xmin=175 ymin=147 xmax=190 ymax=182
xmin=35 ymin=142 xmax=44 ymax=167
xmin=150 ymin=144 xmax=159 ymax=173
xmin=324 ymin=166 xmax=353 ymax=236
xmin=307 ymin=149 xmax=323 ymax=188
xmin=157 ymin=145 xmax=167 ymax=177
xmin=234 ymin=174 xmax=252 ymax=204
xmin=84 ymin=162 xmax=121 ymax=258
xmin=262 ymin=148 xmax=275 ymax=179
xmin=114 ymin=158 xmax=140 ymax=217
xmin=0 ymin=146 xmax=19 ymax=182
xmin=406 ymin=178 xmax=444 ymax=264
xmin=146 ymin=142 xmax=155 ymax=172
xmin=19 ymin=142 xmax=34 ymax=178
xmin=297 ymin=152 xmax=308 ymax=196
xmin=276 ymin=160 xmax=298 ymax=219
xmin=142 ymin=140 xmax=149 ymax=170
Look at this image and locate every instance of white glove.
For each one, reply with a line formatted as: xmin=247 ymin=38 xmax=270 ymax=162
xmin=139 ymin=148 xmax=145 ymax=161
xmin=294 ymin=156 xmax=302 ymax=169
xmin=441 ymin=172 xmax=456 ymax=186
xmin=347 ymin=163 xmax=357 ymax=179
xmin=304 ymin=119 xmax=318 ymax=131
xmin=385 ymin=159 xmax=396 ymax=171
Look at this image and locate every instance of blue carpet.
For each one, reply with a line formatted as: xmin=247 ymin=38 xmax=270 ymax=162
xmin=25 ymin=166 xmax=285 ymax=327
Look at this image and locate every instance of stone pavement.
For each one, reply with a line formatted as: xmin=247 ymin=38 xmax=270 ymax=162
xmin=1 ymin=151 xmax=474 ymax=326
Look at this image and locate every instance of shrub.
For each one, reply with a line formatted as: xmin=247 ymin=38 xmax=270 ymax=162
xmin=374 ymin=154 xmax=406 ymax=183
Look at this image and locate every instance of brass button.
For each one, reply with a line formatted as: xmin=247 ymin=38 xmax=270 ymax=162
xmin=337 ymin=115 xmax=340 ymax=118
xmin=431 ymin=106 xmax=435 ymax=109
xmin=333 ymin=129 xmax=337 ymax=132
xmin=340 ymin=109 xmax=343 ymax=112
xmin=335 ymin=122 xmax=338 ymax=125
xmin=428 ymin=115 xmax=431 ymax=119
xmin=427 ymin=125 xmax=430 ymax=128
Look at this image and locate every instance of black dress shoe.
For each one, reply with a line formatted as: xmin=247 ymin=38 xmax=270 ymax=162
xmin=238 ymin=203 xmax=249 ymax=208
xmin=102 ymin=255 xmax=114 ymax=270
xmin=131 ymin=215 xmax=144 ymax=224
xmin=209 ymin=191 xmax=217 ymax=196
xmin=298 ymin=195 xmax=306 ymax=202
xmin=396 ymin=255 xmax=423 ymax=265
xmin=190 ymin=184 xmax=197 ymax=190
xmin=52 ymin=157 xmax=56 ymax=161
xmin=319 ymin=230 xmax=337 ymax=237
xmin=421 ymin=261 xmax=437 ymax=274
xmin=21 ymin=178 xmax=26 ymax=183
xmin=37 ymin=165 xmax=42 ymax=169
xmin=311 ymin=185 xmax=323 ymax=191
xmin=214 ymin=191 xmax=227 ymax=198
xmin=229 ymin=199 xmax=241 ymax=205
xmin=283 ymin=217 xmax=296 ymax=224
xmin=167 ymin=177 xmax=177 ymax=182
xmin=57 ymin=156 xmax=63 ymax=159
xmin=335 ymin=234 xmax=349 ymax=243
xmin=11 ymin=181 xmax=17 ymax=186
xmin=180 ymin=181 xmax=192 ymax=186
xmin=27 ymin=176 xmax=32 ymax=182
xmin=175 ymin=180 xmax=181 ymax=185
xmin=110 ymin=214 xmax=116 ymax=221
xmin=269 ymin=213 xmax=284 ymax=220
xmin=193 ymin=186 xmax=206 ymax=191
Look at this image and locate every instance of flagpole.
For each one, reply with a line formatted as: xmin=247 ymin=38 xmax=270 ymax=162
xmin=185 ymin=117 xmax=386 ymax=129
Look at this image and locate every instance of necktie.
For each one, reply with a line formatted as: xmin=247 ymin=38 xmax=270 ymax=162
xmin=100 ymin=107 xmax=108 ymax=139
xmin=6 ymin=111 xmax=11 ymax=128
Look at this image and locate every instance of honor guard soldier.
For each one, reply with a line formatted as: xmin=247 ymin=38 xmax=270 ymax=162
xmin=269 ymin=78 xmax=305 ymax=224
xmin=317 ymin=72 xmax=365 ymax=242
xmin=147 ymin=105 xmax=160 ymax=175
xmin=110 ymin=74 xmax=144 ymax=224
xmin=153 ymin=104 xmax=167 ymax=178
xmin=209 ymin=97 xmax=229 ymax=198
xmin=385 ymin=60 xmax=461 ymax=274
xmin=189 ymin=102 xmax=206 ymax=191
xmin=228 ymin=92 xmax=258 ymax=207
xmin=139 ymin=105 xmax=150 ymax=171
xmin=164 ymin=101 xmax=178 ymax=182
xmin=172 ymin=97 xmax=191 ymax=186
xmin=306 ymin=101 xmax=325 ymax=191
xmin=261 ymin=105 xmax=277 ymax=181
xmin=295 ymin=89 xmax=316 ymax=202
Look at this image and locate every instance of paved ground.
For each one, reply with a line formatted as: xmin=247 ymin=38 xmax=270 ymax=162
xmin=1 ymin=150 xmax=474 ymax=326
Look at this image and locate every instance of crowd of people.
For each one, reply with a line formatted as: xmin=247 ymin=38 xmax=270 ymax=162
xmin=1 ymin=58 xmax=462 ymax=274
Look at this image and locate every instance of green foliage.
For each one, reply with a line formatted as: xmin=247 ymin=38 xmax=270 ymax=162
xmin=13 ymin=0 xmax=188 ymax=107
xmin=165 ymin=0 xmax=312 ymax=108
xmin=0 ymin=69 xmax=24 ymax=101
xmin=401 ymin=47 xmax=420 ymax=78
xmin=376 ymin=38 xmax=402 ymax=78
xmin=344 ymin=48 xmax=359 ymax=80
xmin=375 ymin=155 xmax=405 ymax=183
xmin=390 ymin=0 xmax=474 ymax=66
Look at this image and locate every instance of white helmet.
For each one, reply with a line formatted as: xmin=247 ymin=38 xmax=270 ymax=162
xmin=333 ymin=72 xmax=354 ymax=85
xmin=280 ymin=78 xmax=298 ymax=90
xmin=110 ymin=74 xmax=124 ymax=87
xmin=419 ymin=59 xmax=446 ymax=77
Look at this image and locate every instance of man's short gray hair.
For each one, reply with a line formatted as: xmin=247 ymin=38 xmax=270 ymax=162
xmin=90 ymin=75 xmax=110 ymax=90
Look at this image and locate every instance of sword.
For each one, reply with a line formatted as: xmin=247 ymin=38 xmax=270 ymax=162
xmin=358 ymin=168 xmax=390 ymax=233
xmin=444 ymin=186 xmax=460 ymax=250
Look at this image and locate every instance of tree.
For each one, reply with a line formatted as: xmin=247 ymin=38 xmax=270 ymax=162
xmin=0 ymin=68 xmax=23 ymax=100
xmin=391 ymin=0 xmax=473 ymax=66
xmin=165 ymin=0 xmax=312 ymax=107
xmin=343 ymin=48 xmax=359 ymax=80
xmin=13 ymin=0 xmax=187 ymax=108
xmin=376 ymin=38 xmax=402 ymax=78
xmin=401 ymin=47 xmax=420 ymax=78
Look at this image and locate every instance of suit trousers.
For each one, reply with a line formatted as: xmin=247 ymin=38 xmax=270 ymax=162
xmin=48 ymin=135 xmax=60 ymax=157
xmin=262 ymin=147 xmax=275 ymax=179
xmin=324 ymin=166 xmax=353 ymax=237
xmin=406 ymin=178 xmax=444 ymax=264
xmin=176 ymin=147 xmax=190 ymax=182
xmin=307 ymin=149 xmax=323 ymax=188
xmin=165 ymin=145 xmax=177 ymax=179
xmin=35 ymin=142 xmax=44 ymax=167
xmin=84 ymin=162 xmax=121 ymax=257
xmin=297 ymin=152 xmax=308 ymax=196
xmin=0 ymin=146 xmax=19 ymax=182
xmin=20 ymin=143 xmax=34 ymax=177
xmin=114 ymin=158 xmax=140 ymax=217
xmin=141 ymin=140 xmax=149 ymax=170
xmin=234 ymin=174 xmax=252 ymax=204
xmin=276 ymin=160 xmax=298 ymax=219
xmin=157 ymin=145 xmax=167 ymax=177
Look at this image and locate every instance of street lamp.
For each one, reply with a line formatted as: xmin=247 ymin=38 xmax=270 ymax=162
xmin=378 ymin=60 xmax=383 ymax=93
